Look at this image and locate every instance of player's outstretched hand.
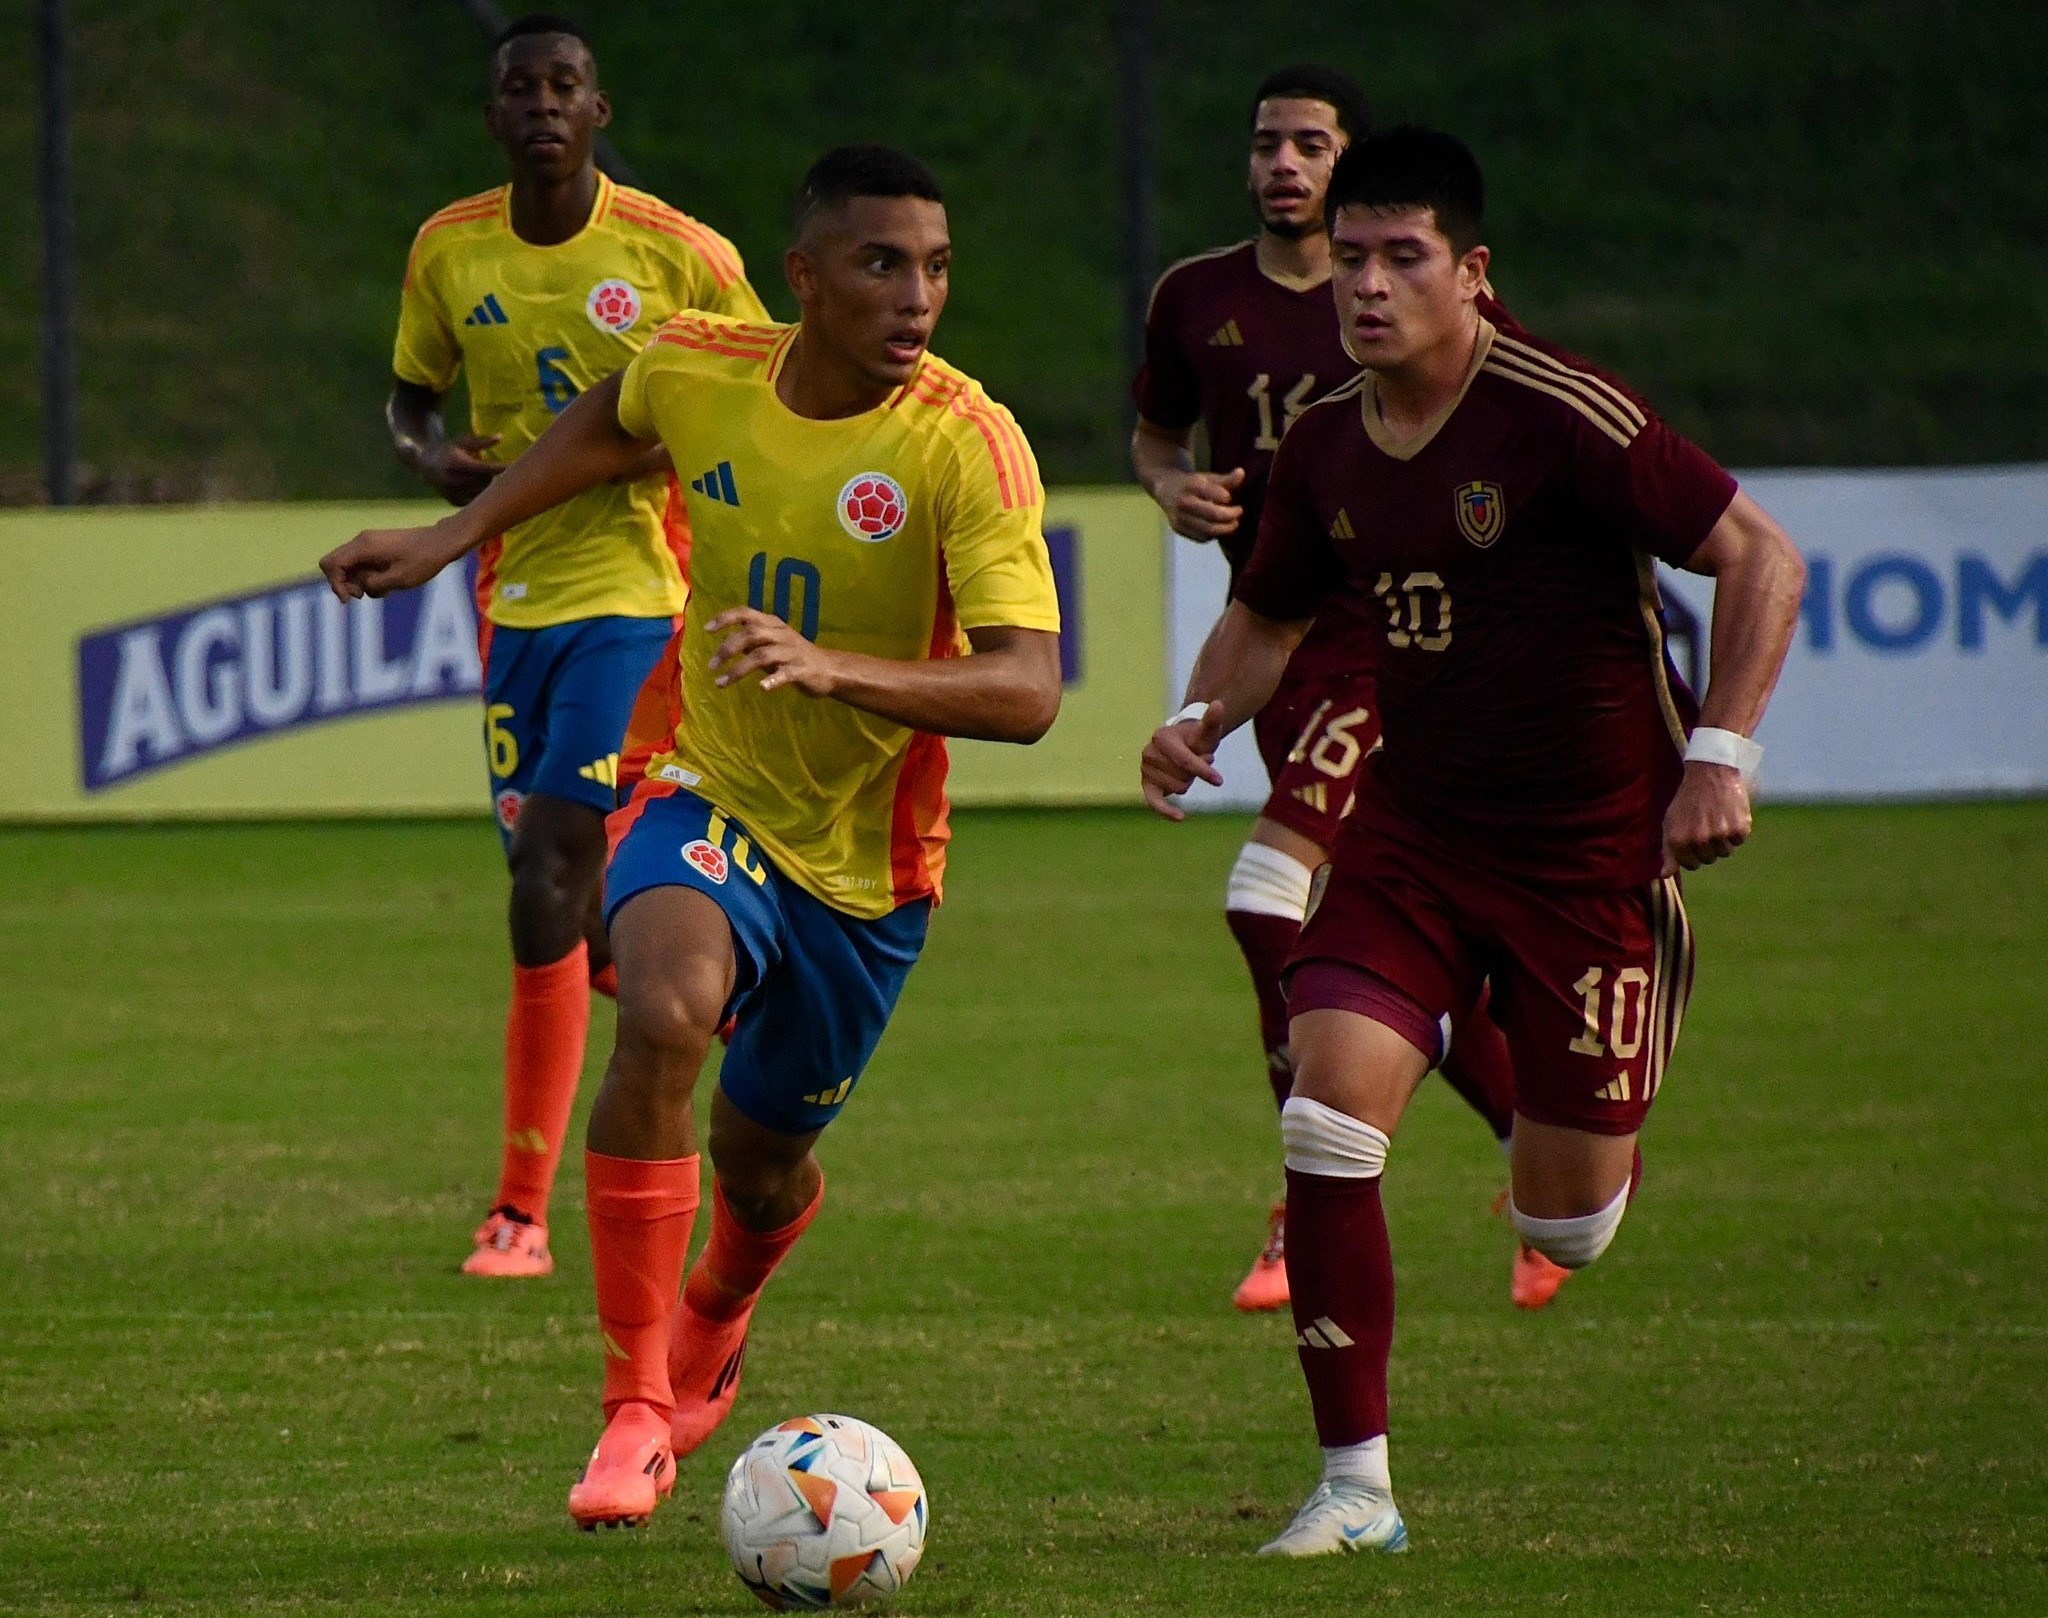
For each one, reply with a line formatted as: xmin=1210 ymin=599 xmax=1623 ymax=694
xmin=1140 ymin=702 xmax=1227 ymax=821
xmin=1159 ymin=466 xmax=1245 ymax=540
xmin=1661 ymin=759 xmax=1753 ymax=874
xmin=417 ymin=434 xmax=503 ymax=506
xmin=320 ymin=525 xmax=461 ymax=602
xmin=707 ymin=607 xmax=841 ymax=697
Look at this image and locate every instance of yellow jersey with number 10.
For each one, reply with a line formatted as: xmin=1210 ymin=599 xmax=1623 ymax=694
xmin=611 ymin=315 xmax=1061 ymax=919
xmin=394 ymin=173 xmax=768 ymax=629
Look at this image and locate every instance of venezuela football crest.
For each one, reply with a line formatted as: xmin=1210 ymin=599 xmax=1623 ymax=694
xmin=1455 ymin=480 xmax=1506 ymax=548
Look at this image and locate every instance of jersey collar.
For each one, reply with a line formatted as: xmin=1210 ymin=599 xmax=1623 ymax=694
xmin=1359 ymin=314 xmax=1496 ymax=462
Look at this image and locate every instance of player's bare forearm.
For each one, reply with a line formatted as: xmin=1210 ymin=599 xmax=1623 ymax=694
xmin=326 ymin=374 xmax=654 ymax=600
xmin=1132 ymin=418 xmax=1244 ymax=539
xmin=1683 ymin=491 xmax=1807 ymax=735
xmin=387 ymin=380 xmax=501 ymax=506
xmin=1185 ymin=601 xmax=1304 ymax=734
xmin=707 ymin=613 xmax=1061 ymax=744
xmin=1139 ymin=601 xmax=1307 ymax=819
xmin=1662 ymin=492 xmax=1807 ymax=873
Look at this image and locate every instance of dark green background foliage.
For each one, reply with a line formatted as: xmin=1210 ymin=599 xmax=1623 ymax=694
xmin=1 ymin=1 xmax=2043 ymax=499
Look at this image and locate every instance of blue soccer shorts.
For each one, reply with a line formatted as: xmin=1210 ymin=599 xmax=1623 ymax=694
xmin=480 ymin=615 xmax=674 ymax=849
xmin=603 ymin=785 xmax=931 ymax=1136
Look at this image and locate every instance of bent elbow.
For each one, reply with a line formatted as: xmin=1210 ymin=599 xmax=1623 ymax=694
xmin=1014 ymin=680 xmax=1062 ymax=744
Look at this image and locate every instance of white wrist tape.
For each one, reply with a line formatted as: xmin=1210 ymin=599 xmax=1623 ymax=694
xmin=1169 ymin=701 xmax=1211 ymax=726
xmin=1684 ymin=726 xmax=1763 ymax=785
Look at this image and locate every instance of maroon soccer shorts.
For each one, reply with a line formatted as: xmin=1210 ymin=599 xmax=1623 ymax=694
xmin=1290 ymin=792 xmax=1696 ymax=1136
xmin=1253 ymin=663 xmax=1379 ymax=850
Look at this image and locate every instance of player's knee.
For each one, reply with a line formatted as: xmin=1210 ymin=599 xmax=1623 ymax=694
xmin=615 ymin=978 xmax=719 ymax=1072
xmin=1280 ymin=1096 xmax=1390 ymax=1180
xmin=508 ymin=818 xmax=602 ymax=922
xmin=1510 ymin=1183 xmax=1629 ymax=1271
xmin=1225 ymin=841 xmax=1316 ymax=922
xmin=706 ymin=1141 xmax=804 ymax=1225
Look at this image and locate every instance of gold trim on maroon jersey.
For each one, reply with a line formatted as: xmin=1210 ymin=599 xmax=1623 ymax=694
xmin=1143 ymin=239 xmax=1252 ymax=321
xmin=1482 ymin=336 xmax=1647 ymax=449
xmin=1634 ymin=553 xmax=1690 ymax=753
xmin=1644 ymin=876 xmax=1695 ymax=1101
xmin=1359 ymin=318 xmax=1497 ymax=461
xmin=1454 ymin=480 xmax=1506 ymax=547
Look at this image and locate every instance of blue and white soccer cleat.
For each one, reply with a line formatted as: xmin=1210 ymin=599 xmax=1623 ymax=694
xmin=1256 ymin=1479 xmax=1410 ymax=1557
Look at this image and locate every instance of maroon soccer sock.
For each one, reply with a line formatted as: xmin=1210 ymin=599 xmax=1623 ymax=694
xmin=1441 ymin=983 xmax=1516 ymax=1142
xmin=1225 ymin=908 xmax=1300 ymax=1110
xmin=1284 ymin=1165 xmax=1394 ymax=1445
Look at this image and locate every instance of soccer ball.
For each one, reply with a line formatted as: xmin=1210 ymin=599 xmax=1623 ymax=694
xmin=721 ymin=1414 xmax=929 ymax=1609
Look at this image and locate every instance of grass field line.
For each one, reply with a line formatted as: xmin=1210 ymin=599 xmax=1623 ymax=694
xmin=2 ymin=1305 xmax=2042 ymax=1340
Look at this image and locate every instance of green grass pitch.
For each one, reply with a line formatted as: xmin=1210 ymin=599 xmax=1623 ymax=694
xmin=2 ymin=805 xmax=2044 ymax=1615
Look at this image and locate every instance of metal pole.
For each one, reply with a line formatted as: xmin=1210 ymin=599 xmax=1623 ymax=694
xmin=454 ymin=0 xmax=641 ymax=188
xmin=1114 ymin=0 xmax=1156 ymax=427
xmin=38 ymin=0 xmax=77 ymax=506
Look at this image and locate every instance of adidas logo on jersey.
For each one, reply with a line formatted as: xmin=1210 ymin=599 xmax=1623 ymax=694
xmin=1296 ymin=1316 xmax=1356 ymax=1349
xmin=578 ymin=753 xmax=619 ymax=788
xmin=1330 ymin=509 xmax=1356 ymax=539
xmin=1595 ymin=1073 xmax=1636 ymax=1103
xmin=463 ymin=293 xmax=510 ymax=327
xmin=1207 ymin=319 xmax=1245 ymax=347
xmin=691 ymin=461 xmax=740 ymax=505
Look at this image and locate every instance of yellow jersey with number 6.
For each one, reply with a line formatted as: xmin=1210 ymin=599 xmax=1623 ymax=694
xmin=610 ymin=314 xmax=1061 ymax=918
xmin=394 ymin=174 xmax=768 ymax=628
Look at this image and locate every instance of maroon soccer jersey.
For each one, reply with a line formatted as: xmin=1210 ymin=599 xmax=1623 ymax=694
xmin=1133 ymin=240 xmax=1357 ymax=581
xmin=1236 ymin=316 xmax=1738 ymax=888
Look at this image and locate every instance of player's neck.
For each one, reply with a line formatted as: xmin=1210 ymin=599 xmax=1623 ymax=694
xmin=507 ymin=166 xmax=601 ymax=248
xmin=1372 ymin=307 xmax=1482 ymax=441
xmin=776 ymin=330 xmax=897 ymax=420
xmin=1255 ymin=229 xmax=1330 ymax=291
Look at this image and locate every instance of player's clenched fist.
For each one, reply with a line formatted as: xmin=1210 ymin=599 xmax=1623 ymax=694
xmin=1156 ymin=466 xmax=1247 ymax=539
xmin=1140 ymin=701 xmax=1228 ymax=821
xmin=320 ymin=523 xmax=466 ymax=602
xmin=1661 ymin=759 xmax=1753 ymax=874
xmin=706 ymin=607 xmax=841 ymax=696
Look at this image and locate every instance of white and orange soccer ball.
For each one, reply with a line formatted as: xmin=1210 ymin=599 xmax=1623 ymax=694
xmin=720 ymin=1414 xmax=929 ymax=1610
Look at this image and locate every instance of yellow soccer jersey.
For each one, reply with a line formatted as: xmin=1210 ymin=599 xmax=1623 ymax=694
xmin=394 ymin=173 xmax=768 ymax=628
xmin=611 ymin=315 xmax=1061 ymax=918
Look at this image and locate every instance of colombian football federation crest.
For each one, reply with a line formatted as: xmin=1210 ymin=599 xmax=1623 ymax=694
xmin=681 ymin=839 xmax=729 ymax=884
xmin=837 ymin=472 xmax=909 ymax=542
xmin=495 ymin=789 xmax=525 ymax=831
xmin=586 ymin=278 xmax=642 ymax=334
xmin=1455 ymin=480 xmax=1506 ymax=548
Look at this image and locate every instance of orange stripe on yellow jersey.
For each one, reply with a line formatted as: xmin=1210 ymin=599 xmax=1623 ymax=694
xmin=612 ymin=314 xmax=1061 ymax=918
xmin=393 ymin=172 xmax=769 ymax=627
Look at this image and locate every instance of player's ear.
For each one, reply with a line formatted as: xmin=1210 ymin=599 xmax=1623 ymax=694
xmin=592 ymin=90 xmax=612 ymax=131
xmin=1458 ymin=244 xmax=1491 ymax=297
xmin=783 ymin=246 xmax=816 ymax=305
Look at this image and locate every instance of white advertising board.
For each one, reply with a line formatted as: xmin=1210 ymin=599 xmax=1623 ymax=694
xmin=1164 ymin=465 xmax=2048 ymax=808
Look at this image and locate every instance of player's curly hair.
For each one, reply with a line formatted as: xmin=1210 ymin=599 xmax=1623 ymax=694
xmin=1324 ymin=125 xmax=1485 ymax=253
xmin=1250 ymin=65 xmax=1371 ymax=139
xmin=793 ymin=145 xmax=944 ymax=237
xmin=492 ymin=12 xmax=593 ymax=54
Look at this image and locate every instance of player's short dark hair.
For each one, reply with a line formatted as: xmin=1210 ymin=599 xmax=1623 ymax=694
xmin=1325 ymin=125 xmax=1485 ymax=253
xmin=793 ymin=145 xmax=945 ymax=237
xmin=492 ymin=12 xmax=593 ymax=56
xmin=1250 ymin=65 xmax=1371 ymax=140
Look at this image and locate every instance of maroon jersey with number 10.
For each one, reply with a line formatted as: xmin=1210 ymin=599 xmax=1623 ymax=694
xmin=1133 ymin=240 xmax=1357 ymax=584
xmin=1235 ymin=316 xmax=1739 ymax=889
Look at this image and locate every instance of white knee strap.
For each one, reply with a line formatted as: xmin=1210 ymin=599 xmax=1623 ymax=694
xmin=1225 ymin=842 xmax=1315 ymax=921
xmin=1511 ymin=1183 xmax=1629 ymax=1270
xmin=1281 ymin=1096 xmax=1389 ymax=1179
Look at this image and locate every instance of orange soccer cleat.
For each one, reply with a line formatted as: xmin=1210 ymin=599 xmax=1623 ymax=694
xmin=1233 ymin=1200 xmax=1290 ymax=1313
xmin=1511 ymin=1242 xmax=1572 ymax=1311
xmin=666 ymin=1292 xmax=754 ymax=1457
xmin=568 ymin=1400 xmax=675 ymax=1530
xmin=463 ymin=1206 xmax=554 ymax=1278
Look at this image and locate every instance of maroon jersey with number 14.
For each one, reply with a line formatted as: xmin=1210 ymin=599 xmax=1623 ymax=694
xmin=1133 ymin=240 xmax=1357 ymax=584
xmin=1235 ymin=315 xmax=1738 ymax=889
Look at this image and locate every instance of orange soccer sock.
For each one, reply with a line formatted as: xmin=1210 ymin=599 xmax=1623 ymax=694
xmin=586 ymin=1150 xmax=702 ymax=1417
xmin=590 ymin=961 xmax=619 ymax=1000
xmin=492 ymin=944 xmax=593 ymax=1222
xmin=682 ymin=1176 xmax=826 ymax=1324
